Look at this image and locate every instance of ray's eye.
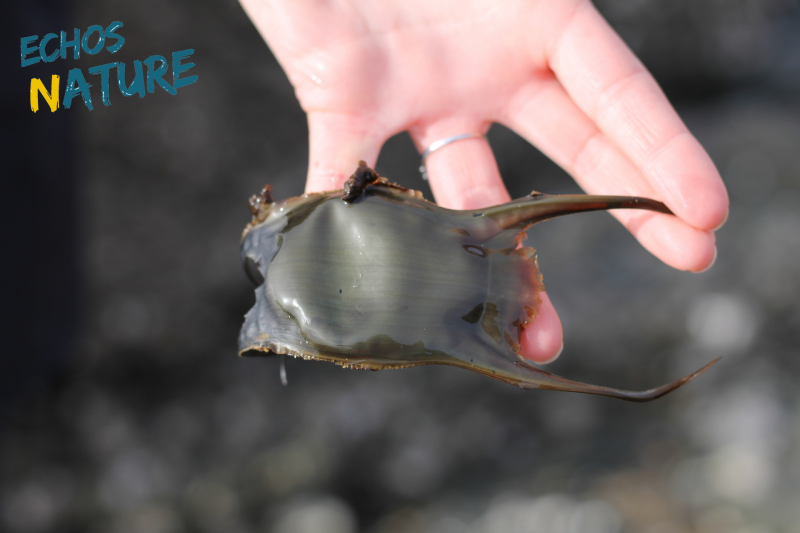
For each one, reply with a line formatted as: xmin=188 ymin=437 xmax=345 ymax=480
xmin=244 ymin=256 xmax=265 ymax=286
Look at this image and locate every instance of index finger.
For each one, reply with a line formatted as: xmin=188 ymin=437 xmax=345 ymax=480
xmin=546 ymin=1 xmax=728 ymax=231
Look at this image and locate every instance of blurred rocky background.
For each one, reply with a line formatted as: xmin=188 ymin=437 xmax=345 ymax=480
xmin=2 ymin=0 xmax=800 ymax=532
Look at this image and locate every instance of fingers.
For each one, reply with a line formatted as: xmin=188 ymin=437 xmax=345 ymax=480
xmin=545 ymin=1 xmax=728 ymax=232
xmin=503 ymin=73 xmax=717 ymax=272
xmin=411 ymin=121 xmax=564 ymax=363
xmin=410 ymin=121 xmax=510 ymax=210
xmin=520 ymin=292 xmax=564 ymax=364
xmin=305 ymin=111 xmax=387 ymax=193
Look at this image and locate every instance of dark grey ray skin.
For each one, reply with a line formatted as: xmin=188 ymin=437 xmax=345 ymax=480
xmin=239 ymin=180 xmax=718 ymax=402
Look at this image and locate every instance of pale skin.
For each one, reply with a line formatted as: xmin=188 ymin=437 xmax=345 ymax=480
xmin=239 ymin=0 xmax=729 ymax=364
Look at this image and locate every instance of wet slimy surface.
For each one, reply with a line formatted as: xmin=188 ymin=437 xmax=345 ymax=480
xmin=239 ymin=163 xmax=717 ymax=401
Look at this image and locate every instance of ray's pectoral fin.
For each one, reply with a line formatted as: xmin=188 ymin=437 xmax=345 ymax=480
xmin=505 ymin=357 xmax=720 ymax=402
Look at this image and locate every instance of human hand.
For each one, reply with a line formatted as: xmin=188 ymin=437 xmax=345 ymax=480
xmin=239 ymin=0 xmax=729 ymax=364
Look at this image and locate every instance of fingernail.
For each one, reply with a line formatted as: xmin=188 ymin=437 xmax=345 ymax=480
xmin=697 ymin=245 xmax=718 ymax=273
xmin=538 ymin=341 xmax=564 ymax=365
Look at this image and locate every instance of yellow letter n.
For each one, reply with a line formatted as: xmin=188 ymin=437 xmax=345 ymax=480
xmin=30 ymin=75 xmax=60 ymax=113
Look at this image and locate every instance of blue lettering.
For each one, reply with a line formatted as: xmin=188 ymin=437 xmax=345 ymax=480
xmin=172 ymin=49 xmax=198 ymax=90
xmin=21 ymin=35 xmax=40 ymax=67
xmin=88 ymin=62 xmax=117 ymax=106
xmin=60 ymin=29 xmax=81 ymax=60
xmin=117 ymin=60 xmax=145 ymax=97
xmin=63 ymin=68 xmax=93 ymax=110
xmin=144 ymin=55 xmax=176 ymax=95
xmin=39 ymin=33 xmax=60 ymax=63
xmin=81 ymin=25 xmax=105 ymax=55
xmin=105 ymin=21 xmax=125 ymax=53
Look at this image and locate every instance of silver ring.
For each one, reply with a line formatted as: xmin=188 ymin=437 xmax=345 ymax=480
xmin=419 ymin=132 xmax=485 ymax=180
